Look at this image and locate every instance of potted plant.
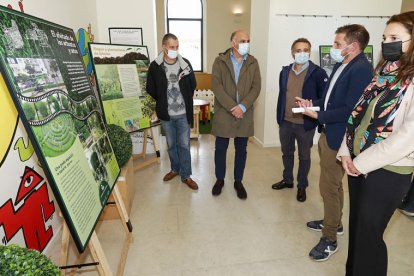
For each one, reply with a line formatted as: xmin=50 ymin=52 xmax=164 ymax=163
xmin=0 ymin=244 xmax=60 ymax=275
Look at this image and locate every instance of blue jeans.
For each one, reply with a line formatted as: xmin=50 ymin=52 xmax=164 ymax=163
xmin=279 ymin=121 xmax=315 ymax=188
xmin=161 ymin=115 xmax=192 ymax=180
xmin=215 ymin=136 xmax=248 ymax=182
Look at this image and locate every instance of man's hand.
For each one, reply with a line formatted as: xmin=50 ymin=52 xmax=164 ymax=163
xmin=295 ymin=97 xmax=313 ymax=108
xmin=341 ymin=156 xmax=361 ymax=177
xmin=231 ymin=105 xmax=244 ymax=119
xmin=295 ymin=97 xmax=318 ymax=119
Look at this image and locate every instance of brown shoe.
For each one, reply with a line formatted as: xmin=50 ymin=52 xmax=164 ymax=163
xmin=182 ymin=178 xmax=199 ymax=190
xmin=163 ymin=171 xmax=178 ymax=181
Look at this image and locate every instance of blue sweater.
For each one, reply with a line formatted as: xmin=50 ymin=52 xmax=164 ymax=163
xmin=277 ymin=61 xmax=328 ymax=131
xmin=314 ymin=52 xmax=373 ymax=150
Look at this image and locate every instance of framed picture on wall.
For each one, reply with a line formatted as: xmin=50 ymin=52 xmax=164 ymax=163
xmin=109 ymin=27 xmax=143 ymax=46
xmin=319 ymin=45 xmax=374 ymax=76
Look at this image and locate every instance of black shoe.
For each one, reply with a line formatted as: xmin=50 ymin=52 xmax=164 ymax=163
xmin=398 ymin=198 xmax=407 ymax=210
xmin=297 ymin=188 xmax=306 ymax=202
xmin=306 ymin=220 xmax=344 ymax=235
xmin=212 ymin=180 xmax=224 ymax=196
xmin=234 ymin=181 xmax=247 ymax=199
xmin=400 ymin=201 xmax=414 ymax=217
xmin=309 ymin=237 xmax=338 ymax=262
xmin=271 ymin=180 xmax=294 ymax=190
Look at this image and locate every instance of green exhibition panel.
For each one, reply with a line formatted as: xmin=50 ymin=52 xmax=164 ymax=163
xmin=89 ymin=42 xmax=157 ymax=132
xmin=0 ymin=5 xmax=120 ymax=252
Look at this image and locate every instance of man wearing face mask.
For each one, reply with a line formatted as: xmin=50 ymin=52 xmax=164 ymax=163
xmin=272 ymin=38 xmax=328 ymax=202
xmin=146 ymin=33 xmax=198 ymax=190
xmin=296 ymin=24 xmax=373 ymax=261
xmin=211 ymin=30 xmax=261 ymax=199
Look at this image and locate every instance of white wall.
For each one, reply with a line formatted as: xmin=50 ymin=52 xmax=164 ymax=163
xmin=0 ymin=0 xmax=98 ymax=35
xmin=206 ymin=0 xmax=251 ymax=72
xmin=250 ymin=0 xmax=270 ymax=146
xmin=95 ymin=0 xmax=158 ymax=59
xmin=251 ymin=0 xmax=402 ymax=147
xmin=272 ymin=0 xmax=401 ymax=16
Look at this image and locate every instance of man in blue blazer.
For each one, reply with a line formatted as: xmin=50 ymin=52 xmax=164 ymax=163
xmin=297 ymin=24 xmax=373 ymax=262
xmin=272 ymin=38 xmax=328 ymax=202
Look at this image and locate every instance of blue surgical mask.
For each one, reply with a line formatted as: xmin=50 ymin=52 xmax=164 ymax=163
xmin=330 ymin=47 xmax=345 ymax=63
xmin=167 ymin=49 xmax=178 ymax=59
xmin=237 ymin=43 xmax=250 ymax=56
xmin=294 ymin=52 xmax=310 ymax=64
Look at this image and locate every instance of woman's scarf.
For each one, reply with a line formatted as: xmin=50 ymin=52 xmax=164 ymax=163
xmin=345 ymin=61 xmax=409 ymax=156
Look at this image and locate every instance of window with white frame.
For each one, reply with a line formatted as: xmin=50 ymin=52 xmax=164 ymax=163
xmin=167 ymin=0 xmax=203 ymax=71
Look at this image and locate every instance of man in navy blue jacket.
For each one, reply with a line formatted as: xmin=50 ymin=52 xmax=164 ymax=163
xmin=272 ymin=38 xmax=327 ymax=203
xmin=297 ymin=24 xmax=373 ymax=262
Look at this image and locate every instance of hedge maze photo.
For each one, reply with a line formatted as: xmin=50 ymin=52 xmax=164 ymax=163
xmin=34 ymin=114 xmax=76 ymax=157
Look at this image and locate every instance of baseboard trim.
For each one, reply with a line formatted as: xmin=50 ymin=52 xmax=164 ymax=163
xmin=251 ymin=136 xmax=279 ymax=148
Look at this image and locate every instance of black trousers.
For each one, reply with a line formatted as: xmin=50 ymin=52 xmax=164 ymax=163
xmin=346 ymin=169 xmax=412 ymax=276
xmin=279 ymin=121 xmax=315 ymax=188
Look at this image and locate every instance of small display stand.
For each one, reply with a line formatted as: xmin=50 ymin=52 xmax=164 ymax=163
xmin=133 ymin=126 xmax=160 ymax=171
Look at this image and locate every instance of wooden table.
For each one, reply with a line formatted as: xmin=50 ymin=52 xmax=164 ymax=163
xmin=191 ymin=99 xmax=210 ymax=139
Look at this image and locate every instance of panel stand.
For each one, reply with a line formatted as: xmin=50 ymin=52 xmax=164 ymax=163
xmin=60 ymin=183 xmax=133 ymax=276
xmin=133 ymin=126 xmax=160 ymax=171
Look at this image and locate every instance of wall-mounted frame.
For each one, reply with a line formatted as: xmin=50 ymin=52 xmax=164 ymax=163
xmin=319 ymin=45 xmax=374 ymax=76
xmin=109 ymin=27 xmax=143 ymax=46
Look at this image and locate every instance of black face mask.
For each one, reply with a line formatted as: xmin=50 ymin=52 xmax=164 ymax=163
xmin=382 ymin=41 xmax=403 ymax=61
xmin=381 ymin=40 xmax=411 ymax=61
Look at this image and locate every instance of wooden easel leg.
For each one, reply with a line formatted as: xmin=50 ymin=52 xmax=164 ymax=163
xmin=112 ymin=184 xmax=133 ymax=276
xmin=113 ymin=184 xmax=133 ymax=233
xmin=149 ymin=126 xmax=160 ymax=163
xmin=60 ymin=222 xmax=70 ymax=276
xmin=60 ymin=207 xmax=129 ymax=276
xmin=89 ymin=231 xmax=113 ymax=276
xmin=142 ymin=129 xmax=148 ymax=159
xmin=116 ymin=234 xmax=132 ymax=276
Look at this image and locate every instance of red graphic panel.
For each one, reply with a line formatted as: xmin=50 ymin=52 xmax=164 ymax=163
xmin=0 ymin=166 xmax=55 ymax=252
xmin=15 ymin=166 xmax=43 ymax=204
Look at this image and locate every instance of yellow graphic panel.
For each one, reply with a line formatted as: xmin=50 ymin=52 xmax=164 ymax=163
xmin=0 ymin=73 xmax=18 ymax=165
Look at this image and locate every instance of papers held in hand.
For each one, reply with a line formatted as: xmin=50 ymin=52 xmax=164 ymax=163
xmin=292 ymin=106 xmax=320 ymax=113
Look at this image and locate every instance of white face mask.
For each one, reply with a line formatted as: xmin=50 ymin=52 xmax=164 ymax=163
xmin=330 ymin=48 xmax=345 ymax=63
xmin=330 ymin=44 xmax=351 ymax=63
xmin=294 ymin=52 xmax=310 ymax=64
xmin=167 ymin=49 xmax=178 ymax=59
xmin=237 ymin=42 xmax=250 ymax=56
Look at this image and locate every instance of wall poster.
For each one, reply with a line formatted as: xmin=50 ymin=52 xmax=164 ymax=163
xmin=0 ymin=6 xmax=120 ymax=252
xmin=319 ymin=45 xmax=374 ymax=76
xmin=109 ymin=27 xmax=143 ymax=46
xmin=89 ymin=43 xmax=157 ymax=132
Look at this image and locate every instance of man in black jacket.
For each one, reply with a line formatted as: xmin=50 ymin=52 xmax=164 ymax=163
xmin=146 ymin=33 xmax=198 ymax=190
